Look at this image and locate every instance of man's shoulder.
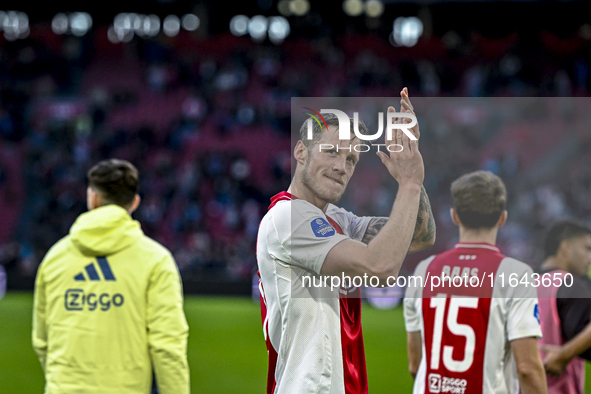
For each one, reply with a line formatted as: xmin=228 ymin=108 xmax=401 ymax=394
xmin=291 ymin=199 xmax=324 ymax=217
xmin=554 ymin=271 xmax=591 ymax=297
xmin=536 ymin=267 xmax=591 ymax=286
xmin=135 ymin=234 xmax=174 ymax=260
xmin=497 ymin=256 xmax=534 ymax=274
xmin=411 ymin=254 xmax=437 ymax=275
xmin=259 ymin=200 xmax=290 ymax=231
xmin=39 ymin=235 xmax=76 ymax=266
xmin=325 ymin=203 xmax=358 ymax=223
xmin=265 ymin=198 xmax=291 ymax=217
xmin=128 ymin=235 xmax=179 ymax=277
xmin=432 ymin=246 xmax=532 ymax=272
xmin=263 ymin=199 xmax=325 ymax=224
xmin=325 ymin=203 xmax=347 ymax=216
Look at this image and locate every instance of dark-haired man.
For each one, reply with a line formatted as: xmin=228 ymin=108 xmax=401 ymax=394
xmin=257 ymin=89 xmax=436 ymax=393
xmin=404 ymin=170 xmax=547 ymax=394
xmin=537 ymin=219 xmax=591 ymax=394
xmin=32 ymin=159 xmax=189 ymax=394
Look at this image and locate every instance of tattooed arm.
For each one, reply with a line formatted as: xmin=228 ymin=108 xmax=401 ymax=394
xmin=409 ymin=185 xmax=436 ymax=252
xmin=362 ymin=185 xmax=435 ymax=253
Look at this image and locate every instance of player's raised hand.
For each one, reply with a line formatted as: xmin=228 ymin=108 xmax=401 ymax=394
xmin=376 ymin=99 xmax=424 ymax=187
xmin=400 ymin=87 xmax=420 ymax=142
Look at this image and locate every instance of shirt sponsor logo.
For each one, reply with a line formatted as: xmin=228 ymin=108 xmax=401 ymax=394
xmin=65 ymin=289 xmax=124 ymax=311
xmin=428 ymin=374 xmax=468 ymax=393
xmin=310 ymin=218 xmax=335 ymax=238
xmin=440 ymin=377 xmax=467 ymax=393
xmin=428 ymin=373 xmax=441 ymax=393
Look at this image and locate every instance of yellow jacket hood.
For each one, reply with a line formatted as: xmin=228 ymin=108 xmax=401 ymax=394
xmin=69 ymin=205 xmax=144 ymax=256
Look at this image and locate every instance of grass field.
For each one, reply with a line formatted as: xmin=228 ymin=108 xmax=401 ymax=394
xmin=1 ymin=291 xmax=591 ymax=393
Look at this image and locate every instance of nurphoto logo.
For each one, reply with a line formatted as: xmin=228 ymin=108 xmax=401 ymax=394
xmin=303 ymin=107 xmax=418 ymax=153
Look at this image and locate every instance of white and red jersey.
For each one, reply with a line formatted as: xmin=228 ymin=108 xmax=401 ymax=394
xmin=404 ymin=243 xmax=541 ymax=394
xmin=256 ymin=192 xmax=372 ymax=394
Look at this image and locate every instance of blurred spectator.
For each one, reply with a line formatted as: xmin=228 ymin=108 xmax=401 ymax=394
xmin=0 ymin=21 xmax=590 ymax=288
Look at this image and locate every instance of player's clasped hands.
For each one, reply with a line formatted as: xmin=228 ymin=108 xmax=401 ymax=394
xmin=540 ymin=344 xmax=569 ymax=377
xmin=376 ymin=87 xmax=424 ymax=187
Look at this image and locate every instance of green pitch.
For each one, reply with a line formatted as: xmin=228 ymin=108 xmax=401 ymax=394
xmin=1 ymin=292 xmax=591 ymax=393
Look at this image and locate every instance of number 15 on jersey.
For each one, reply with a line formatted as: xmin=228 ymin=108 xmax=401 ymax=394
xmin=423 ymin=295 xmax=490 ymax=393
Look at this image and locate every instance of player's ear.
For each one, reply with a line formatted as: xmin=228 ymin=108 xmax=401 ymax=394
xmin=450 ymin=208 xmax=460 ymax=226
xmin=128 ymin=194 xmax=141 ymax=215
xmin=294 ymin=140 xmax=308 ymax=165
xmin=557 ymin=239 xmax=571 ymax=260
xmin=87 ymin=187 xmax=100 ymax=211
xmin=497 ymin=210 xmax=508 ymax=227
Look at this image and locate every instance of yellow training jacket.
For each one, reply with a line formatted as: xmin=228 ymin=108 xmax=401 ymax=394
xmin=32 ymin=204 xmax=190 ymax=394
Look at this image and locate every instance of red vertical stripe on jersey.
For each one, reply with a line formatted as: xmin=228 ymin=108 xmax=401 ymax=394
xmin=326 ymin=215 xmax=368 ymax=394
xmin=421 ymin=244 xmax=504 ymax=394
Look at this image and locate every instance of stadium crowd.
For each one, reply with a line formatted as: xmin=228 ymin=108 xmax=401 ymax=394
xmin=1 ymin=22 xmax=591 ymax=286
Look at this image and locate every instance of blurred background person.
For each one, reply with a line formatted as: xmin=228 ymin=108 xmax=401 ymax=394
xmin=404 ymin=171 xmax=546 ymax=394
xmin=538 ymin=219 xmax=591 ymax=394
xmin=32 ymin=159 xmax=189 ymax=394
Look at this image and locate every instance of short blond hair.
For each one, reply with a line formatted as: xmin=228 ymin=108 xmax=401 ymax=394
xmin=298 ymin=113 xmax=369 ymax=149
